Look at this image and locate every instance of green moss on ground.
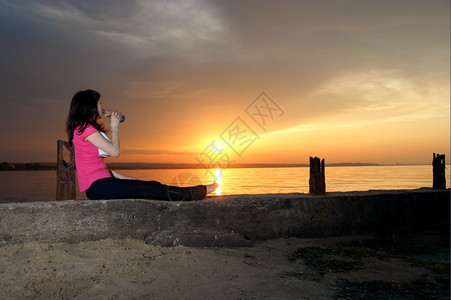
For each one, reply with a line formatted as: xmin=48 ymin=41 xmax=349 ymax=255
xmin=330 ymin=278 xmax=450 ymax=300
xmin=285 ymin=231 xmax=450 ymax=298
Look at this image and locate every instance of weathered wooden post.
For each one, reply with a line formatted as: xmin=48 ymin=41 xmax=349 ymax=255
xmin=309 ymin=156 xmax=325 ymax=195
xmin=56 ymin=140 xmax=76 ymax=200
xmin=432 ymin=153 xmax=446 ymax=189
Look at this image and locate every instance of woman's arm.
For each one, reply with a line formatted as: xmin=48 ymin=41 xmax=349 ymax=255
xmin=109 ymin=169 xmax=138 ymax=180
xmin=109 ymin=169 xmax=137 ymax=180
xmin=85 ymin=131 xmax=120 ymax=157
xmin=85 ymin=111 xmax=122 ymax=157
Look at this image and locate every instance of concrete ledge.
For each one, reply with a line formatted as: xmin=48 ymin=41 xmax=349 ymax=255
xmin=0 ymin=189 xmax=449 ymax=247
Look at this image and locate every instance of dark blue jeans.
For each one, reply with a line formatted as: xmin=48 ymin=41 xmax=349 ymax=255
xmin=86 ymin=177 xmax=207 ymax=201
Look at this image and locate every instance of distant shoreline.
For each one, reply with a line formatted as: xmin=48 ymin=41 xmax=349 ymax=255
xmin=0 ymin=161 xmax=437 ymax=171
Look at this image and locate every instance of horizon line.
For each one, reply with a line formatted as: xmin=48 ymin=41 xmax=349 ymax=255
xmin=0 ymin=161 xmax=441 ymax=171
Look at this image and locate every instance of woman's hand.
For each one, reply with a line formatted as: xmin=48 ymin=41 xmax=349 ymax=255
xmin=109 ymin=110 xmax=123 ymax=130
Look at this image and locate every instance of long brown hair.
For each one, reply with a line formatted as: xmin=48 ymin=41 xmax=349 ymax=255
xmin=66 ymin=89 xmax=104 ymax=143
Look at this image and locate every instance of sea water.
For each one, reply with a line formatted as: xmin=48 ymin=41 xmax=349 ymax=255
xmin=0 ymin=165 xmax=449 ymax=203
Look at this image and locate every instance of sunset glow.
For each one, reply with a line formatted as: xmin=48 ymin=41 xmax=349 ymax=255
xmin=0 ymin=1 xmax=449 ymax=165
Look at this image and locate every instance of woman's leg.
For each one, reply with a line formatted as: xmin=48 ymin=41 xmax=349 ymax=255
xmin=86 ymin=177 xmax=209 ymax=201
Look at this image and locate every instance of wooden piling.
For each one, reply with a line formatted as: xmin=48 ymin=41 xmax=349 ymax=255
xmin=432 ymin=153 xmax=446 ymax=189
xmin=56 ymin=140 xmax=76 ymax=200
xmin=309 ymin=157 xmax=326 ymax=195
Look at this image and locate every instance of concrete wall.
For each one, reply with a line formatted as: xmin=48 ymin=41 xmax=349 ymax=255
xmin=0 ymin=189 xmax=449 ymax=247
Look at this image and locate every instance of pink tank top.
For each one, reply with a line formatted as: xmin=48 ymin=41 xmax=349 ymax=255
xmin=73 ymin=124 xmax=112 ymax=191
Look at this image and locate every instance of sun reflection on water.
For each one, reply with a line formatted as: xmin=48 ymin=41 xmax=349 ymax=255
xmin=215 ymin=168 xmax=222 ymax=195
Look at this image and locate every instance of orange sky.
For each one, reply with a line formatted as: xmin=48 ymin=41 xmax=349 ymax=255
xmin=0 ymin=0 xmax=449 ymax=165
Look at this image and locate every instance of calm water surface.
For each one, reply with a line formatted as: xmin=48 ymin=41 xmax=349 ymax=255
xmin=0 ymin=165 xmax=449 ymax=203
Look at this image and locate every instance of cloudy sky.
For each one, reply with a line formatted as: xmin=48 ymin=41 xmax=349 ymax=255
xmin=0 ymin=0 xmax=449 ymax=165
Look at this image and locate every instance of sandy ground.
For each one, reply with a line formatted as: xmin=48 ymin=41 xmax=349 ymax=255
xmin=0 ymin=233 xmax=449 ymax=299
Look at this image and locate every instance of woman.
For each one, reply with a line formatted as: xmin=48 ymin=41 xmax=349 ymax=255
xmin=66 ymin=89 xmax=218 ymax=200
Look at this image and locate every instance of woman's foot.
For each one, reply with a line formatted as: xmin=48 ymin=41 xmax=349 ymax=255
xmin=206 ymin=182 xmax=219 ymax=194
